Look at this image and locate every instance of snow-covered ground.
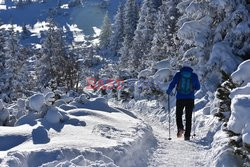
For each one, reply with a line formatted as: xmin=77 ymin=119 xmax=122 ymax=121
xmin=0 ymin=0 xmax=249 ymax=166
xmin=1 ymin=67 xmax=249 ymax=167
xmin=0 ymin=95 xmax=155 ymax=167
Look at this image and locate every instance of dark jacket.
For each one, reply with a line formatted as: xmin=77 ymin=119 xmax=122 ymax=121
xmin=166 ymin=66 xmax=200 ymax=99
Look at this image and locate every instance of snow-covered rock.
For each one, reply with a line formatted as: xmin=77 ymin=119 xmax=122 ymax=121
xmin=32 ymin=126 xmax=50 ymax=144
xmin=45 ymin=107 xmax=64 ymax=124
xmin=138 ymin=69 xmax=152 ymax=79
xmin=79 ymin=94 xmax=89 ymax=104
xmin=17 ymin=99 xmax=26 ymax=110
xmin=61 ymin=96 xmax=74 ymax=103
xmin=74 ymin=94 xmax=89 ymax=104
xmin=28 ymin=94 xmax=45 ymax=112
xmin=15 ymin=113 xmax=37 ymax=126
xmin=45 ymin=92 xmax=56 ymax=105
xmin=54 ymin=99 xmax=66 ymax=107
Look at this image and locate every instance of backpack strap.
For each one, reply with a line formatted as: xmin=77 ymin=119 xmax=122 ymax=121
xmin=177 ymin=73 xmax=181 ymax=91
xmin=190 ymin=74 xmax=193 ymax=92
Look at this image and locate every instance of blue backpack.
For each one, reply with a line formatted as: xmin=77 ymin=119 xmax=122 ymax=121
xmin=177 ymin=71 xmax=193 ymax=94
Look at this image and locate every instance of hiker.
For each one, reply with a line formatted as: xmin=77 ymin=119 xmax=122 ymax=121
xmin=166 ymin=65 xmax=200 ymax=140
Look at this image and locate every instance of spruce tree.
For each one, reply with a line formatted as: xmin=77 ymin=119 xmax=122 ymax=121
xmin=37 ymin=19 xmax=68 ymax=88
xmin=109 ymin=4 xmax=125 ymax=58
xmin=99 ymin=13 xmax=112 ymax=51
xmin=0 ymin=26 xmax=6 ymax=96
xmin=119 ymin=0 xmax=138 ymax=69
xmin=150 ymin=0 xmax=180 ymax=62
xmin=4 ymin=28 xmax=28 ymax=101
xmin=129 ymin=0 xmax=157 ymax=71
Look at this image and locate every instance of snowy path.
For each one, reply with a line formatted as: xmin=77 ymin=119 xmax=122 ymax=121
xmin=146 ymin=122 xmax=208 ymax=167
xmin=110 ymin=101 xmax=211 ymax=167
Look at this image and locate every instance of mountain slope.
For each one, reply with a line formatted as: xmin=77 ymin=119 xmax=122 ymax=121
xmin=0 ymin=0 xmax=124 ymax=45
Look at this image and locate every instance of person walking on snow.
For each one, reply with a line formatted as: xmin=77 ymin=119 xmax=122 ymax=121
xmin=166 ymin=65 xmax=200 ymax=141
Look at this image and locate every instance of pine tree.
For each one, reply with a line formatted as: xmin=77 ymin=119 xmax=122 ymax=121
xmin=99 ymin=13 xmax=112 ymax=50
xmin=129 ymin=0 xmax=157 ymax=71
xmin=4 ymin=28 xmax=28 ymax=101
xmin=119 ymin=0 xmax=138 ymax=69
xmin=0 ymin=26 xmax=6 ymax=96
xmin=64 ymin=50 xmax=80 ymax=91
xmin=150 ymin=0 xmax=180 ymax=62
xmin=37 ymin=19 xmax=80 ymax=90
xmin=152 ymin=0 xmax=162 ymax=9
xmin=109 ymin=4 xmax=125 ymax=58
xmin=37 ymin=19 xmax=68 ymax=88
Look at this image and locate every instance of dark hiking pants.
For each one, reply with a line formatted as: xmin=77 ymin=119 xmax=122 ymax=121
xmin=176 ymin=99 xmax=194 ymax=138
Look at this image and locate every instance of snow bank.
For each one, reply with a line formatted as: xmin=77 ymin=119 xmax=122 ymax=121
xmin=231 ymin=60 xmax=250 ymax=86
xmin=211 ymin=131 xmax=242 ymax=167
xmin=228 ymin=95 xmax=250 ymax=144
xmin=230 ymin=83 xmax=250 ymax=99
xmin=228 ymin=64 xmax=250 ymax=146
xmin=0 ymin=95 xmax=154 ymax=167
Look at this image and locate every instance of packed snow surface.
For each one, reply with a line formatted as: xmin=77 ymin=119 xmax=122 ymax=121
xmin=0 ymin=96 xmax=154 ymax=167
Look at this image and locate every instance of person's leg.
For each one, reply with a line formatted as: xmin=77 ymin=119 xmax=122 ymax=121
xmin=184 ymin=99 xmax=194 ymax=139
xmin=176 ymin=99 xmax=185 ymax=131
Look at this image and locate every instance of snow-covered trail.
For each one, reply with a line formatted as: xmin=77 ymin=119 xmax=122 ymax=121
xmin=147 ymin=123 xmax=208 ymax=167
xmin=110 ymin=101 xmax=211 ymax=167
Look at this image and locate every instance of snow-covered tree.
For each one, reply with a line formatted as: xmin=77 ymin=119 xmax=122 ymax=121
xmin=129 ymin=0 xmax=157 ymax=71
xmin=3 ymin=28 xmax=28 ymax=101
xmin=99 ymin=13 xmax=112 ymax=51
xmin=0 ymin=26 xmax=6 ymax=71
xmin=0 ymin=26 xmax=7 ymax=97
xmin=109 ymin=4 xmax=125 ymax=58
xmin=152 ymin=0 xmax=162 ymax=9
xmin=150 ymin=0 xmax=180 ymax=62
xmin=37 ymin=19 xmax=70 ymax=89
xmin=119 ymin=0 xmax=139 ymax=69
xmin=177 ymin=0 xmax=250 ymax=87
xmin=64 ymin=50 xmax=81 ymax=91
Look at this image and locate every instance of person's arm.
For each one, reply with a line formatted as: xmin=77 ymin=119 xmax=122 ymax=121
xmin=193 ymin=74 xmax=200 ymax=91
xmin=166 ymin=72 xmax=179 ymax=94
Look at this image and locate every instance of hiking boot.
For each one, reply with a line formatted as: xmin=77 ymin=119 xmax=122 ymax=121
xmin=184 ymin=136 xmax=190 ymax=141
xmin=177 ymin=129 xmax=184 ymax=138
